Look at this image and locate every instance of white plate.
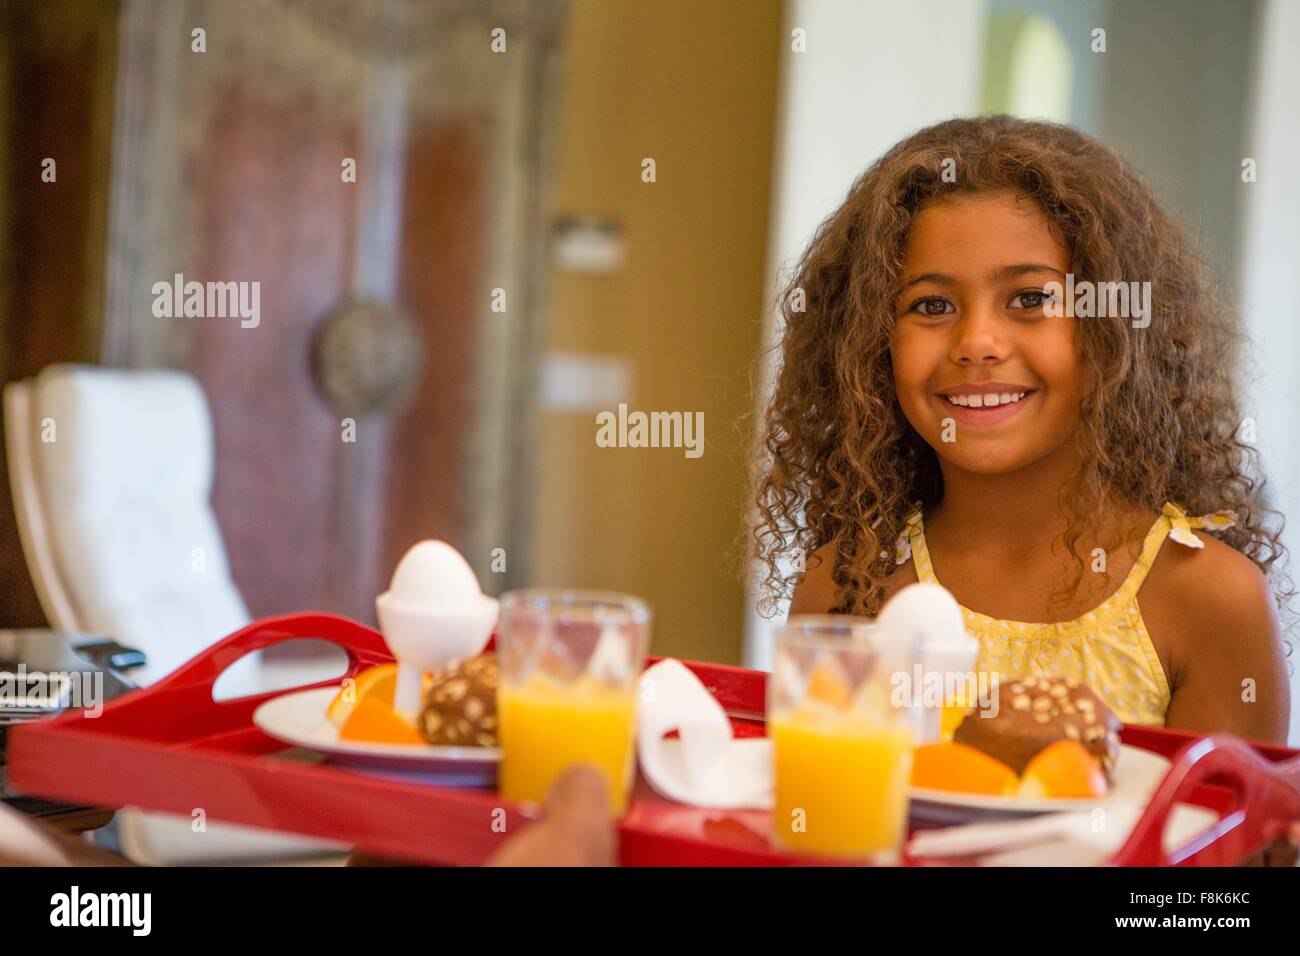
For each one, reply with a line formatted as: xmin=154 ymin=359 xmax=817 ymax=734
xmin=909 ymin=744 xmax=1170 ymax=823
xmin=252 ymin=686 xmax=500 ymax=787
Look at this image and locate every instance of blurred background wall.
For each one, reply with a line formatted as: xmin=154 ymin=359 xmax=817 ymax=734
xmin=530 ymin=0 xmax=781 ymax=663
xmin=1239 ymin=0 xmax=1300 ymax=745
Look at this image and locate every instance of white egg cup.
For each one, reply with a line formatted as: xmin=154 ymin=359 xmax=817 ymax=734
xmin=375 ymin=591 xmax=499 ymax=718
xmin=877 ymin=582 xmax=978 ymax=744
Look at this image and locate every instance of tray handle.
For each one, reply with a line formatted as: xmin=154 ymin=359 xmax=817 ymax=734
xmin=144 ymin=612 xmax=394 ymax=704
xmin=1112 ymin=734 xmax=1300 ymax=866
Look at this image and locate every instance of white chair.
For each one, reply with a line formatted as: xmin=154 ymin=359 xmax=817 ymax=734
xmin=4 ymin=363 xmax=348 ymax=864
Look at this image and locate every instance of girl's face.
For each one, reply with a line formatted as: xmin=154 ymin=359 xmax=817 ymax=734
xmin=890 ymin=190 xmax=1087 ymax=475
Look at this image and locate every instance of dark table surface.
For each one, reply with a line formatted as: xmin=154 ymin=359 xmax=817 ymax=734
xmin=0 ymin=629 xmax=139 ymax=829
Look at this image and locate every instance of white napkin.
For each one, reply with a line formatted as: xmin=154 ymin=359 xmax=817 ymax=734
xmin=907 ymin=799 xmax=1219 ymax=866
xmin=637 ymin=659 xmax=773 ymax=808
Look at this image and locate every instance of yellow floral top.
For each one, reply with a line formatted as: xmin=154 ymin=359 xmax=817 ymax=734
xmin=897 ymin=503 xmax=1238 ymax=726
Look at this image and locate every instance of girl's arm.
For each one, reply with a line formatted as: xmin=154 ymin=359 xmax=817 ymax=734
xmin=1145 ymin=537 xmax=1291 ymax=744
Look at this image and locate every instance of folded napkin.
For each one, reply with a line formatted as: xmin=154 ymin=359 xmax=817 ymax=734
xmin=637 ymin=659 xmax=773 ymax=809
xmin=907 ymin=799 xmax=1219 ymax=866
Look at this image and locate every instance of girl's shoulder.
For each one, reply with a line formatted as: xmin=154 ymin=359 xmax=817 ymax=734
xmin=1138 ymin=524 xmax=1285 ymax=735
xmin=1110 ymin=503 xmax=1270 ymax=624
xmin=1140 ymin=524 xmax=1274 ymax=635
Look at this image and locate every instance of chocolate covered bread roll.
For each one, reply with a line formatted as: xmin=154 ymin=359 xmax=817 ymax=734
xmin=953 ymin=675 xmax=1121 ymax=780
xmin=418 ymin=653 xmax=499 ymax=748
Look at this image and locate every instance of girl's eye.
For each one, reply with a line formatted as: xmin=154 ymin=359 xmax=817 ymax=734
xmin=1009 ymin=289 xmax=1056 ymax=312
xmin=908 ymin=296 xmax=954 ymax=317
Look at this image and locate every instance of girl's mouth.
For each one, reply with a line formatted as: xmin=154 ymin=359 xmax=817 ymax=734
xmin=935 ymin=388 xmax=1037 ymax=426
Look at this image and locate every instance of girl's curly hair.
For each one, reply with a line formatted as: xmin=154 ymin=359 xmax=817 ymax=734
xmin=753 ymin=115 xmax=1291 ymax=625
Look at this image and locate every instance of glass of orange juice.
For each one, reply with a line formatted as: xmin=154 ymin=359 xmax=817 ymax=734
xmin=769 ymin=616 xmax=916 ymax=862
xmin=497 ymin=589 xmax=650 ymax=815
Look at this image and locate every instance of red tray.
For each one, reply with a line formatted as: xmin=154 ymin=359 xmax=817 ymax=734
xmin=9 ymin=613 xmax=1300 ymax=866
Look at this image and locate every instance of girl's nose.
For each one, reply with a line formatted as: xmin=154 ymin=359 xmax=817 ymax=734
xmin=948 ymin=304 xmax=1011 ymax=366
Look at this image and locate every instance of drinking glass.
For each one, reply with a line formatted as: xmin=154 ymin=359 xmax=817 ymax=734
xmin=496 ymin=589 xmax=650 ymax=815
xmin=769 ymin=615 xmax=916 ymax=860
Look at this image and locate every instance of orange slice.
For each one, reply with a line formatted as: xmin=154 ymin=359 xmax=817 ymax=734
xmin=325 ymin=664 xmax=398 ymax=727
xmin=1018 ymin=740 xmax=1107 ymax=799
xmin=338 ymin=697 xmax=423 ymax=745
xmin=805 ymin=659 xmax=851 ymax=709
xmin=910 ymin=741 xmax=1019 ymax=796
xmin=325 ymin=665 xmax=434 ymax=727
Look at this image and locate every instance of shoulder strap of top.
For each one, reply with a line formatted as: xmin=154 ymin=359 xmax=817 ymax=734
xmin=1114 ymin=502 xmax=1238 ymax=599
xmin=1111 ymin=508 xmax=1175 ymax=600
xmin=898 ymin=509 xmax=936 ymax=583
xmin=901 ymin=502 xmax=1237 ymax=599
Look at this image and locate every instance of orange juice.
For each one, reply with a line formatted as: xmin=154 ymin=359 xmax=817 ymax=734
xmin=498 ymin=673 xmax=638 ymax=814
xmin=940 ymin=692 xmax=973 ymax=740
xmin=771 ymin=706 xmax=913 ymax=859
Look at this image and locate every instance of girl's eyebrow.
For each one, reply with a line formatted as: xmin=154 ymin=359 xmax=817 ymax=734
xmin=992 ymin=263 xmax=1068 ymax=281
xmin=900 ymin=263 xmax=1067 ymax=290
xmin=900 ymin=271 xmax=954 ymax=290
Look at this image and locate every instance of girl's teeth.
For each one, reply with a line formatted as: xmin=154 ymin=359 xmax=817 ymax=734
xmin=945 ymin=391 xmax=1027 ymax=408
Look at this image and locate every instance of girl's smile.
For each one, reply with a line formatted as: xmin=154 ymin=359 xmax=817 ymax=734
xmin=934 ymin=382 xmax=1037 ymax=426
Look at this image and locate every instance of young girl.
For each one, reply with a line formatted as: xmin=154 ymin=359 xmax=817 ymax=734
xmin=755 ymin=116 xmax=1291 ymax=744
